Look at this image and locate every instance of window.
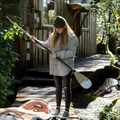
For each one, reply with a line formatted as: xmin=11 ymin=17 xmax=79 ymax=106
xmin=81 ymin=12 xmax=89 ymax=28
xmin=43 ymin=0 xmax=55 ymax=25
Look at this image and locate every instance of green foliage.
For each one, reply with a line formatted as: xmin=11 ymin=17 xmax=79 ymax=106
xmin=0 ymin=23 xmax=21 ymax=106
xmin=79 ymin=2 xmax=120 ymax=118
xmin=0 ymin=0 xmax=27 ymax=106
xmin=100 ymin=99 xmax=120 ymax=120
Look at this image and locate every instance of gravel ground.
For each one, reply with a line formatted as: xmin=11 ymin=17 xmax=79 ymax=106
xmin=75 ymin=87 xmax=120 ymax=120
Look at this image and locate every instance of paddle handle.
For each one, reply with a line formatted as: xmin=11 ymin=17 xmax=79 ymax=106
xmin=6 ymin=16 xmax=28 ymax=36
xmin=6 ymin=16 xmax=75 ymax=73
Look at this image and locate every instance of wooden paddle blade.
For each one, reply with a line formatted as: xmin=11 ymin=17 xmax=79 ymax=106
xmin=73 ymin=71 xmax=92 ymax=89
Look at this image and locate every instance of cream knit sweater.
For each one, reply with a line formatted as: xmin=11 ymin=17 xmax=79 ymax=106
xmin=36 ymin=33 xmax=79 ymax=76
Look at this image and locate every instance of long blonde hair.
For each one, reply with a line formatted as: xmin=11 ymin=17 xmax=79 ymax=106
xmin=51 ymin=23 xmax=74 ymax=51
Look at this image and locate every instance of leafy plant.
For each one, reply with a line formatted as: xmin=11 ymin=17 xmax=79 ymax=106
xmin=0 ymin=0 xmax=27 ymax=106
xmin=0 ymin=23 xmax=21 ymax=106
xmin=100 ymin=99 xmax=120 ymax=120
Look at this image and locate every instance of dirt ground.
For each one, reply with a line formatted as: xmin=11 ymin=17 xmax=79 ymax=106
xmin=72 ymin=86 xmax=120 ymax=120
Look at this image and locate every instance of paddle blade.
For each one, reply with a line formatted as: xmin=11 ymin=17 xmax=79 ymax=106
xmin=81 ymin=78 xmax=92 ymax=89
xmin=74 ymin=71 xmax=92 ymax=89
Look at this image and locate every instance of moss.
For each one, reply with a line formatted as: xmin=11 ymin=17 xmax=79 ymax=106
xmin=71 ymin=93 xmax=100 ymax=108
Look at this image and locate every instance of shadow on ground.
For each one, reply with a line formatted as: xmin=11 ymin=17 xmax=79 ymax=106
xmin=71 ymin=93 xmax=99 ymax=108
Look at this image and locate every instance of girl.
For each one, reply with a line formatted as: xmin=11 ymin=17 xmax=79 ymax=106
xmin=30 ymin=16 xmax=79 ymax=119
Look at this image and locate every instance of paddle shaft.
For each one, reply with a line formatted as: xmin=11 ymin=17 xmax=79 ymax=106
xmin=6 ymin=16 xmax=75 ymax=73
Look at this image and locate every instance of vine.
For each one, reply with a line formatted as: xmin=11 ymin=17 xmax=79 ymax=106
xmin=0 ymin=0 xmax=27 ymax=106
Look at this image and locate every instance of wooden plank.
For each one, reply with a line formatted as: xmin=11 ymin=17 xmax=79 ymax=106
xmin=94 ymin=12 xmax=97 ymax=54
xmin=35 ymin=30 xmax=38 ymax=67
xmin=81 ymin=31 xmax=84 ymax=57
xmin=16 ymin=86 xmax=65 ymax=97
xmin=30 ymin=30 xmax=33 ymax=68
xmin=84 ymin=31 xmax=86 ymax=57
xmin=36 ymin=0 xmax=38 ymax=9
xmin=38 ymin=0 xmax=41 ymax=10
xmin=97 ymin=90 xmax=105 ymax=96
xmin=38 ymin=30 xmax=43 ymax=66
xmin=33 ymin=29 xmax=36 ymax=68
xmin=46 ymin=29 xmax=49 ymax=64
xmin=22 ymin=76 xmax=54 ymax=81
xmin=91 ymin=12 xmax=94 ymax=55
xmin=16 ymin=94 xmax=56 ymax=98
xmin=87 ymin=31 xmax=89 ymax=56
xmin=43 ymin=29 xmax=48 ymax=65
xmin=79 ymin=33 xmax=82 ymax=57
xmin=14 ymin=98 xmax=65 ymax=104
xmin=18 ymin=86 xmax=56 ymax=92
xmin=11 ymin=99 xmax=65 ymax=107
xmin=63 ymin=0 xmax=66 ymax=18
xmin=57 ymin=0 xmax=60 ymax=15
xmin=22 ymin=39 xmax=26 ymax=69
xmin=33 ymin=0 xmax=36 ymax=8
xmin=61 ymin=0 xmax=64 ymax=16
xmin=25 ymin=26 xmax=30 ymax=69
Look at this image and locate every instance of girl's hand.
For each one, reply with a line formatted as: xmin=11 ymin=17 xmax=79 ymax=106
xmin=51 ymin=53 xmax=56 ymax=58
xmin=29 ymin=36 xmax=36 ymax=43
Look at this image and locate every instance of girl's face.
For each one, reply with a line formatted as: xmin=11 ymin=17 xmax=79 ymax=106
xmin=55 ymin=26 xmax=66 ymax=34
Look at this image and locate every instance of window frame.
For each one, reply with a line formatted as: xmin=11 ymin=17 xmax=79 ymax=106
xmin=42 ymin=0 xmax=55 ymax=27
xmin=81 ymin=12 xmax=89 ymax=31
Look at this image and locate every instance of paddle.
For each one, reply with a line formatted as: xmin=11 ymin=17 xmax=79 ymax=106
xmin=6 ymin=16 xmax=92 ymax=89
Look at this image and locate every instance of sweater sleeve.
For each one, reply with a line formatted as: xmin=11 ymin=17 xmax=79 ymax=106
xmin=35 ymin=33 xmax=52 ymax=50
xmin=56 ymin=34 xmax=79 ymax=59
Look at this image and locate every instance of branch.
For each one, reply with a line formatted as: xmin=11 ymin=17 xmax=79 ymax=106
xmin=105 ymin=40 xmax=120 ymax=71
xmin=77 ymin=11 xmax=90 ymax=36
xmin=71 ymin=10 xmax=80 ymax=29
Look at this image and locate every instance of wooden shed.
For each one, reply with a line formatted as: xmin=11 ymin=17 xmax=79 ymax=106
xmin=12 ymin=0 xmax=97 ymax=78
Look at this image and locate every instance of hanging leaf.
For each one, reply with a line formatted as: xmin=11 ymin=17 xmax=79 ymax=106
xmin=10 ymin=31 xmax=14 ymax=35
xmin=24 ymin=34 xmax=27 ymax=40
xmin=3 ymin=35 xmax=7 ymax=40
xmin=8 ymin=35 xmax=12 ymax=39
xmin=13 ymin=24 xmax=17 ymax=29
xmin=8 ymin=68 xmax=12 ymax=72
xmin=19 ymin=31 xmax=23 ymax=38
xmin=15 ymin=31 xmax=18 ymax=35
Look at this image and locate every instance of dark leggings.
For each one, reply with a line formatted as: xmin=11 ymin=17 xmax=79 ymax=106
xmin=53 ymin=71 xmax=72 ymax=110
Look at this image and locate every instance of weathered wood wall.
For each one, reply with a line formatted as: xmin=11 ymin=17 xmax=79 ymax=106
xmin=55 ymin=0 xmax=97 ymax=57
xmin=12 ymin=0 xmax=97 ymax=78
xmin=77 ymin=12 xmax=97 ymax=57
xmin=12 ymin=0 xmax=53 ymax=78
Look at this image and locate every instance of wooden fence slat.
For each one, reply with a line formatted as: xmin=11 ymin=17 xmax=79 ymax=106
xmin=38 ymin=30 xmax=43 ymax=66
xmin=33 ymin=30 xmax=36 ymax=68
xmin=43 ymin=29 xmax=48 ymax=65
xmin=35 ymin=30 xmax=38 ymax=67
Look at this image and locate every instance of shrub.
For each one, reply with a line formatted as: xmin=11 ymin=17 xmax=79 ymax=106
xmin=0 ymin=0 xmax=27 ymax=106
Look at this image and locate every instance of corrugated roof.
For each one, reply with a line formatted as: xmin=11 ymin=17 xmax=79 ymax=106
xmin=68 ymin=0 xmax=99 ymax=10
xmin=69 ymin=0 xmax=91 ymax=5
